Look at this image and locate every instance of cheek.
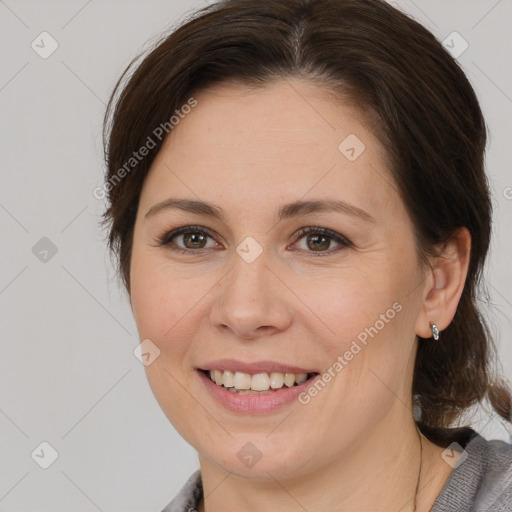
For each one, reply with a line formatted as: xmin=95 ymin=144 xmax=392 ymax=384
xmin=130 ymin=254 xmax=197 ymax=337
xmin=129 ymin=256 xmax=218 ymax=377
xmin=293 ymin=267 xmax=399 ymax=346
xmin=130 ymin=269 xmax=171 ymax=341
xmin=130 ymin=259 xmax=204 ymax=439
xmin=295 ymin=264 xmax=417 ymax=396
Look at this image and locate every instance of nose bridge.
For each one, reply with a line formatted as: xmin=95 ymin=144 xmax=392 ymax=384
xmin=210 ymin=245 xmax=292 ymax=337
xmin=225 ymin=248 xmax=272 ymax=312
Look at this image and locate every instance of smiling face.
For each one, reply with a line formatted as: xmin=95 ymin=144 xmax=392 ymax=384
xmin=129 ymin=79 xmax=429 ymax=480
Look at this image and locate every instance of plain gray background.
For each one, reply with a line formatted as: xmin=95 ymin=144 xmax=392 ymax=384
xmin=0 ymin=0 xmax=511 ymax=510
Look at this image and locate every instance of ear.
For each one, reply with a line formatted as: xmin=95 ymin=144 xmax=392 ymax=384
xmin=415 ymin=227 xmax=471 ymax=339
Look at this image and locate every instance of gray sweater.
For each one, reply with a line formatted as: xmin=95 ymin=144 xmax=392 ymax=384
xmin=162 ymin=428 xmax=512 ymax=511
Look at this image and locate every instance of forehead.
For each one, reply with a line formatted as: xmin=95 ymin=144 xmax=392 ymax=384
xmin=140 ymin=79 xmax=398 ymax=220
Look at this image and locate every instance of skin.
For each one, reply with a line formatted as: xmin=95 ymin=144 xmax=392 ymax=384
xmin=129 ymin=79 xmax=470 ymax=511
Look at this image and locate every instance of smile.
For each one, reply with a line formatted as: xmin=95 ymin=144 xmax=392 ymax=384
xmin=202 ymin=369 xmax=318 ymax=394
xmin=196 ymin=365 xmax=321 ymax=413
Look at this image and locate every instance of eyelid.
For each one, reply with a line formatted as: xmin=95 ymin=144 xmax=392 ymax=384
xmin=290 ymin=225 xmax=352 ymax=255
xmin=159 ymin=225 xmax=217 ymax=245
xmin=157 ymin=225 xmax=222 ymax=254
xmin=157 ymin=224 xmax=352 ymax=255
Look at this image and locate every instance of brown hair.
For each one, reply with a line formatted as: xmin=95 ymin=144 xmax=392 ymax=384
xmin=101 ymin=0 xmax=511 ymax=436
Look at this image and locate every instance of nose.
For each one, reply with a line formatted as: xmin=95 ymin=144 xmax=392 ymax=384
xmin=209 ymin=251 xmax=293 ymax=340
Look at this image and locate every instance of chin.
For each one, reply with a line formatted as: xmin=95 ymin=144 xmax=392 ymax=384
xmin=196 ymin=433 xmax=318 ymax=481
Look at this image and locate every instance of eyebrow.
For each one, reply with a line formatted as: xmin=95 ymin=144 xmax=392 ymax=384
xmin=144 ymin=198 xmax=375 ymax=223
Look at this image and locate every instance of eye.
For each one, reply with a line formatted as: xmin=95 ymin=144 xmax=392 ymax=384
xmin=156 ymin=225 xmax=351 ymax=257
xmin=158 ymin=225 xmax=220 ymax=254
xmin=291 ymin=226 xmax=352 ymax=256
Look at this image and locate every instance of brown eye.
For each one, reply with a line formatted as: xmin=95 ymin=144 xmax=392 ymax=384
xmin=305 ymin=234 xmax=332 ymax=251
xmin=293 ymin=227 xmax=351 ymax=256
xmin=160 ymin=226 xmax=219 ymax=253
xmin=181 ymin=231 xmax=208 ymax=249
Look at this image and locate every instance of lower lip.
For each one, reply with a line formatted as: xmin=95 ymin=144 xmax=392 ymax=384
xmin=197 ymin=370 xmax=319 ymax=414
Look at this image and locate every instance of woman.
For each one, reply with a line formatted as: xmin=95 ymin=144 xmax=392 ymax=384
xmin=101 ymin=0 xmax=512 ymax=510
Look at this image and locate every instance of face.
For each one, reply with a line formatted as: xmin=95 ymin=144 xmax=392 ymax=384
xmin=130 ymin=79 xmax=427 ymax=480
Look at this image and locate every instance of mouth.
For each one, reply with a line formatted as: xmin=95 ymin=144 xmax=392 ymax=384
xmin=198 ymin=368 xmax=320 ymax=395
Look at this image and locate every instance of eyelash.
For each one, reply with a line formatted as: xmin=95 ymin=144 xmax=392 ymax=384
xmin=156 ymin=225 xmax=352 ymax=257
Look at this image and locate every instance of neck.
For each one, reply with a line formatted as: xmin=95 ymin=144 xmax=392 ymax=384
xmin=197 ymin=416 xmax=447 ymax=512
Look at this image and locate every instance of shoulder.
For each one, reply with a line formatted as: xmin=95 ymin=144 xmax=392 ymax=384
xmin=468 ymin=433 xmax=512 ymax=511
xmin=160 ymin=469 xmax=202 ymax=512
xmin=431 ymin=427 xmax=512 ymax=512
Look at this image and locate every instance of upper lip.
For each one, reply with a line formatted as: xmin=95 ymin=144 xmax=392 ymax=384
xmin=197 ymin=359 xmax=318 ymax=375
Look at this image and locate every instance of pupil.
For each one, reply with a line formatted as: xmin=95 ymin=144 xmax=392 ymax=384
xmin=308 ymin=234 xmax=329 ymax=251
xmin=185 ymin=232 xmax=206 ymax=248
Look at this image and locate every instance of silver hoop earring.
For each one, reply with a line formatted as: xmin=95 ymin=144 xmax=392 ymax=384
xmin=430 ymin=321 xmax=440 ymax=340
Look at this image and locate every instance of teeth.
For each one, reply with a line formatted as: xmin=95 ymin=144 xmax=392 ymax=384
xmin=284 ymin=373 xmax=295 ymax=387
xmin=233 ymin=371 xmax=251 ymax=390
xmin=223 ymin=370 xmax=235 ymax=387
xmin=270 ymin=372 xmax=284 ymax=389
xmin=251 ymin=373 xmax=270 ymax=391
xmin=295 ymin=373 xmax=307 ymax=384
xmin=207 ymin=369 xmax=311 ymax=391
